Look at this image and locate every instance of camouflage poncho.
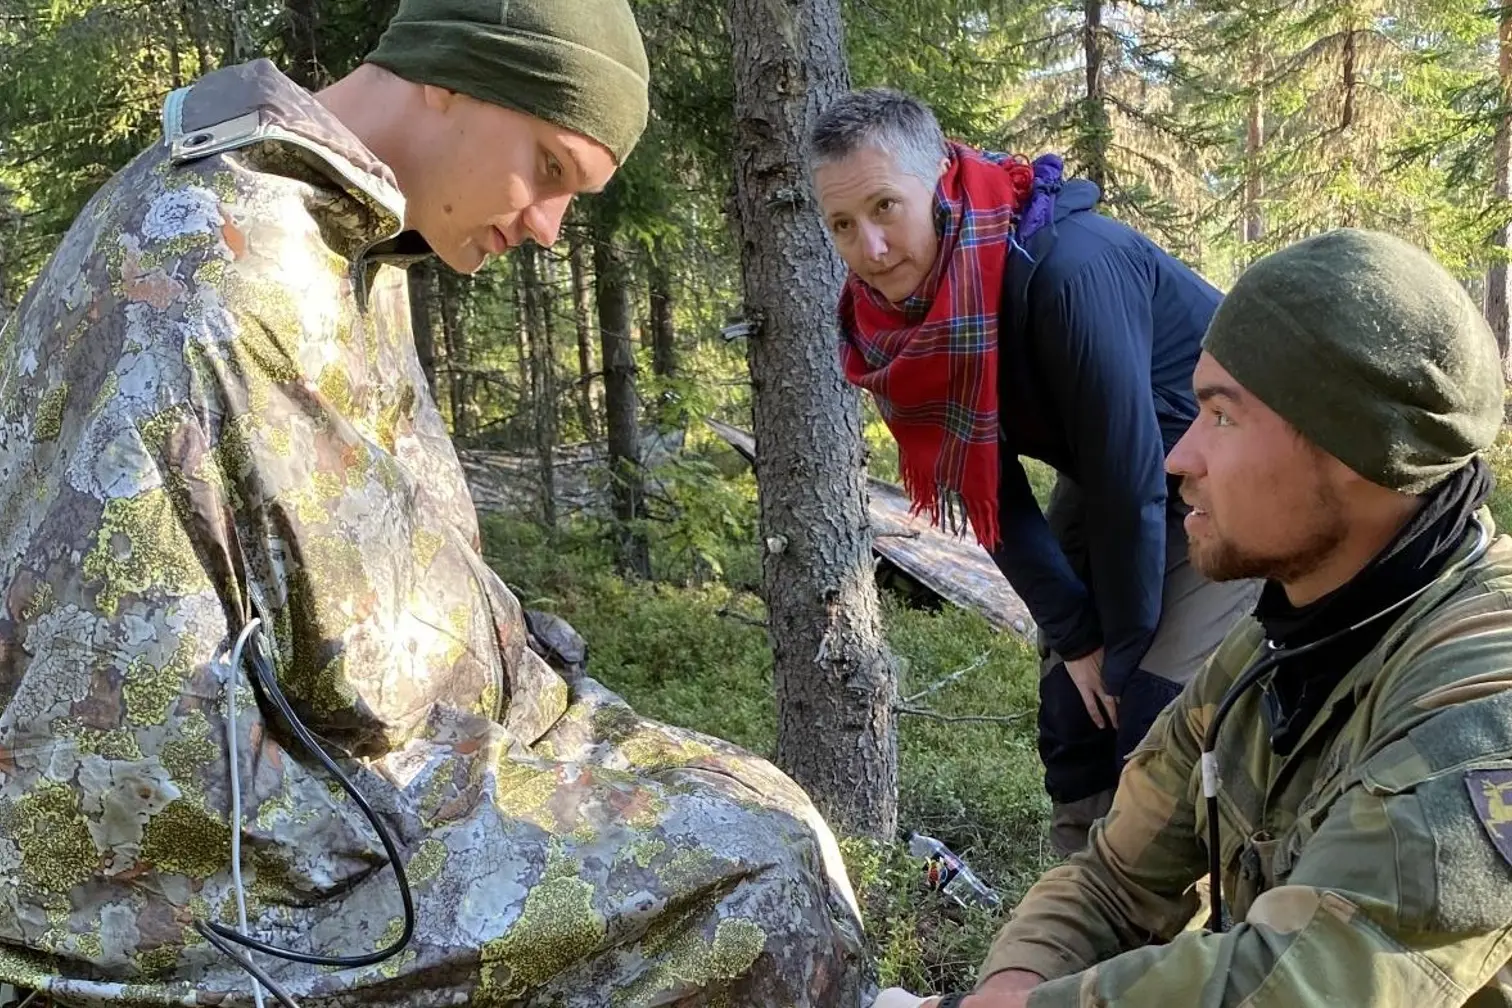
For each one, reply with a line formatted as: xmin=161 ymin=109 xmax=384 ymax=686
xmin=0 ymin=59 xmax=870 ymax=1007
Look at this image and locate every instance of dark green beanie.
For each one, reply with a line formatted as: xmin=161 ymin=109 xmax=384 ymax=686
xmin=1203 ymin=228 xmax=1503 ymax=494
xmin=365 ymin=0 xmax=649 ymax=164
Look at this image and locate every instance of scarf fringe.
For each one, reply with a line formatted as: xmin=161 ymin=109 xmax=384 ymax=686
xmin=900 ymin=454 xmax=1001 ymax=552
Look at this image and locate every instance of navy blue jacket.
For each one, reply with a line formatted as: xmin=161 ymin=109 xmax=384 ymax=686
xmin=991 ymin=179 xmax=1221 ymax=694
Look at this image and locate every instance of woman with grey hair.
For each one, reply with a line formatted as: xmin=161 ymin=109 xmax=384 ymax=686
xmin=810 ymin=89 xmax=1259 ymax=855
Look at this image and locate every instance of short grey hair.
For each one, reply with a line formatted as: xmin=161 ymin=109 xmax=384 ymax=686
xmin=808 ymin=88 xmax=948 ymax=185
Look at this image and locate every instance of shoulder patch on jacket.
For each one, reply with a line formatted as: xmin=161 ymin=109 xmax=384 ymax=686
xmin=1466 ymin=769 xmax=1512 ymax=868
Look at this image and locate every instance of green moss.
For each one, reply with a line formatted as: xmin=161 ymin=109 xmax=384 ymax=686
xmin=476 ymin=872 xmax=606 ymax=1004
xmin=82 ymin=489 xmax=211 ymax=615
xmin=33 ymin=383 xmax=68 ymax=441
xmin=13 ymin=781 xmax=96 ymax=903
xmin=139 ymin=799 xmax=231 ymax=879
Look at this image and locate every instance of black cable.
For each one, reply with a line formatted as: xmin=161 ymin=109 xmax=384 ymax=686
xmin=1202 ymin=619 xmax=1403 ymax=931
xmin=1200 ymin=644 xmax=1284 ymax=932
xmin=203 ymin=621 xmax=416 ymax=1001
xmin=194 ymin=921 xmax=301 ymax=1008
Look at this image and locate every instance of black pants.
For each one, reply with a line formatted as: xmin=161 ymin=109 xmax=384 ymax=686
xmin=1031 ymin=477 xmax=1260 ymax=807
xmin=1038 ymin=663 xmax=1183 ymax=803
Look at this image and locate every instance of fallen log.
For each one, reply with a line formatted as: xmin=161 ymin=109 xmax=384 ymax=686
xmin=457 ymin=427 xmax=684 ymax=517
xmin=704 ymin=418 xmax=1033 ymax=637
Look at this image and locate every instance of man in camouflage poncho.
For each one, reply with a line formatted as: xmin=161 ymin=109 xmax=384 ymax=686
xmin=916 ymin=231 xmax=1512 ymax=1008
xmin=0 ymin=0 xmax=871 ymax=1004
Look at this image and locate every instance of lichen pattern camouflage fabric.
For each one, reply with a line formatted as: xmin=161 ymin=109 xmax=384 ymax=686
xmin=980 ymin=516 xmax=1512 ymax=1006
xmin=0 ymin=59 xmax=871 ymax=1007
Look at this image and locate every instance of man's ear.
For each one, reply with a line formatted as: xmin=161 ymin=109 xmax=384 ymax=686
xmin=421 ymin=84 xmax=458 ymax=114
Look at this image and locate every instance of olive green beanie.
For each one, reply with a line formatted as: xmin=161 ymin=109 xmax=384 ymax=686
xmin=365 ymin=0 xmax=650 ymax=164
xmin=1203 ymin=228 xmax=1503 ymax=494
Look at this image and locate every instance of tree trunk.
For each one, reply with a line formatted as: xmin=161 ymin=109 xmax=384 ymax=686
xmin=648 ymin=238 xmax=679 ymax=427
xmin=511 ymin=256 xmax=531 ymax=419
xmin=522 ymin=244 xmax=559 ymax=529
xmin=186 ymin=0 xmax=213 ymax=73
xmin=1340 ymin=24 xmax=1357 ymax=131
xmin=569 ymin=230 xmax=599 ymax=441
xmin=281 ymin=0 xmax=321 ymax=89
xmin=649 ymin=239 xmax=677 ymax=379
xmin=1487 ymin=0 xmax=1512 ymax=396
xmin=539 ymin=248 xmax=563 ymax=433
xmin=594 ymin=223 xmax=652 ymax=578
xmin=637 ymin=287 xmax=652 ymax=352
xmin=438 ymin=271 xmax=476 ymax=440
xmin=407 ymin=260 xmax=441 ymax=404
xmin=167 ymin=9 xmax=184 ymax=89
xmin=728 ymin=0 xmax=899 ymax=839
xmin=1081 ymin=0 xmax=1111 ymax=192
xmin=0 ymin=217 xmax=9 ymax=325
xmin=541 ymin=250 xmax=563 ymax=525
xmin=1242 ymin=44 xmax=1265 ymax=247
xmin=223 ymin=0 xmax=237 ymax=64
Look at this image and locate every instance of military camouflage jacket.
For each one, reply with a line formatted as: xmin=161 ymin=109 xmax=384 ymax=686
xmin=0 ymin=59 xmax=869 ymax=1006
xmin=983 ymin=515 xmax=1512 ymax=1006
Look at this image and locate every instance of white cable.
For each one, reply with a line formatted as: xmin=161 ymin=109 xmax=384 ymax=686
xmin=223 ymin=618 xmax=267 ymax=1008
xmin=1200 ymin=750 xmax=1221 ymax=800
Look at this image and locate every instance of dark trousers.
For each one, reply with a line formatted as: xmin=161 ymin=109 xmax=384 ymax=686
xmin=1032 ymin=478 xmax=1259 ymax=849
xmin=1038 ymin=663 xmax=1183 ymax=803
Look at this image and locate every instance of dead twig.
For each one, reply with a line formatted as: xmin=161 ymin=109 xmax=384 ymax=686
xmin=901 ymin=652 xmax=991 ymax=705
xmin=716 ymin=607 xmax=767 ymax=629
xmin=895 ymin=706 xmax=1028 ymax=726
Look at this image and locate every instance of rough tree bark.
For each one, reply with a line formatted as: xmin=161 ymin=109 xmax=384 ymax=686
xmin=594 ymin=222 xmax=652 ymax=578
xmin=1340 ymin=23 xmax=1358 ymax=132
xmin=1487 ymin=0 xmax=1512 ymax=399
xmin=728 ymin=0 xmax=899 ymax=839
xmin=1080 ymin=0 xmax=1111 ymax=193
xmin=407 ymin=260 xmax=441 ymax=404
xmin=1242 ymin=43 xmax=1265 ymax=247
xmin=522 ymin=244 xmax=560 ymax=529
xmin=0 ymin=219 xmax=9 ymax=326
xmin=649 ymin=238 xmax=677 ymax=379
xmin=223 ymin=0 xmax=243 ymax=64
xmin=167 ymin=10 xmax=184 ymax=89
xmin=648 ymin=238 xmax=679 ymax=427
xmin=438 ymin=271 xmax=476 ymax=440
xmin=281 ymin=0 xmax=322 ymax=89
xmin=185 ymin=0 xmax=213 ymax=74
xmin=569 ymin=229 xmax=600 ymax=441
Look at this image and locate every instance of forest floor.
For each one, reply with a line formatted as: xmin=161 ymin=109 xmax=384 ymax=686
xmin=477 ymin=429 xmax=1512 ymax=994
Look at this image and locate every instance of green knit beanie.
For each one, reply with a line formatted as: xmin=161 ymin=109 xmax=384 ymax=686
xmin=365 ymin=0 xmax=650 ymax=164
xmin=1203 ymin=228 xmax=1504 ymax=494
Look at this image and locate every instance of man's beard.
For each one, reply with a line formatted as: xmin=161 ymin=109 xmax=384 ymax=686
xmin=1188 ymin=485 xmax=1349 ymax=587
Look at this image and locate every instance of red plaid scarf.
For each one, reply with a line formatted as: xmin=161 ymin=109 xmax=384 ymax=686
xmin=839 ymin=142 xmax=1034 ymax=550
